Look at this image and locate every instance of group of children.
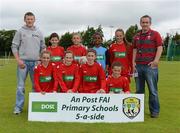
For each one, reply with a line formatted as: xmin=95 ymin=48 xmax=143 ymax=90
xmin=34 ymin=29 xmax=133 ymax=94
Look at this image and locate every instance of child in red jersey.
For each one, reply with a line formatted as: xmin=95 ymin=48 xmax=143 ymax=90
xmin=106 ymin=61 xmax=130 ymax=94
xmin=55 ymin=51 xmax=80 ymax=93
xmin=108 ymin=29 xmax=133 ymax=81
xmin=47 ymin=33 xmax=64 ymax=65
xmin=79 ymin=48 xmax=106 ymax=93
xmin=34 ymin=51 xmax=57 ymax=94
xmin=67 ymin=33 xmax=87 ymax=64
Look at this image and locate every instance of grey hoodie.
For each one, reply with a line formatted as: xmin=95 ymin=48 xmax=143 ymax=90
xmin=11 ymin=25 xmax=46 ymax=60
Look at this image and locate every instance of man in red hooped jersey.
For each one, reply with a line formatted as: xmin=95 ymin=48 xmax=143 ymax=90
xmin=79 ymin=48 xmax=106 ymax=93
xmin=55 ymin=51 xmax=80 ymax=93
xmin=106 ymin=61 xmax=130 ymax=94
xmin=133 ymin=15 xmax=163 ymax=118
xmin=67 ymin=33 xmax=87 ymax=64
xmin=34 ymin=51 xmax=57 ymax=94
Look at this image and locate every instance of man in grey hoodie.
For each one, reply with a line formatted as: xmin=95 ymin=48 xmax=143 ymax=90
xmin=11 ymin=12 xmax=46 ymax=114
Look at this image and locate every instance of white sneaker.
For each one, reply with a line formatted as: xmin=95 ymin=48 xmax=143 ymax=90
xmin=13 ymin=110 xmax=21 ymax=115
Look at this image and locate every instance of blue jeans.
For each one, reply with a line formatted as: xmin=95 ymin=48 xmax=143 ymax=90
xmin=14 ymin=60 xmax=37 ymax=112
xmin=135 ymin=64 xmax=160 ymax=115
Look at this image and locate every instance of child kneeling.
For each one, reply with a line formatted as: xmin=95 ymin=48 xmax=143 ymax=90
xmin=79 ymin=48 xmax=106 ymax=93
xmin=34 ymin=51 xmax=57 ymax=94
xmin=106 ymin=61 xmax=130 ymax=94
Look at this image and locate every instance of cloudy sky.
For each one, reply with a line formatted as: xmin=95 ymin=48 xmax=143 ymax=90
xmin=0 ymin=0 xmax=180 ymax=40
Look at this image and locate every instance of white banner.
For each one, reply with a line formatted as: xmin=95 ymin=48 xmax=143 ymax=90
xmin=28 ymin=93 xmax=144 ymax=123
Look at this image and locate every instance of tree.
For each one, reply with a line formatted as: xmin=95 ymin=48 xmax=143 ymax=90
xmin=173 ymin=32 xmax=180 ymax=42
xmin=0 ymin=30 xmax=16 ymax=55
xmin=125 ymin=24 xmax=139 ymax=43
xmin=82 ymin=25 xmax=104 ymax=48
xmin=60 ymin=32 xmax=73 ymax=50
xmin=96 ymin=25 xmax=104 ymax=37
xmin=82 ymin=26 xmax=96 ymax=48
xmin=44 ymin=36 xmax=49 ymax=46
xmin=103 ymin=39 xmax=113 ymax=48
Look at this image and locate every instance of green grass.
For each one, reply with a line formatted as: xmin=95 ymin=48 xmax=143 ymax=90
xmin=0 ymin=60 xmax=180 ymax=133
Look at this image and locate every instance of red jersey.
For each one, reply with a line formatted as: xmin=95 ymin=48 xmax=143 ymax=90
xmin=106 ymin=75 xmax=130 ymax=93
xmin=108 ymin=42 xmax=132 ymax=77
xmin=79 ymin=62 xmax=106 ymax=93
xmin=56 ymin=63 xmax=80 ymax=93
xmin=34 ymin=63 xmax=57 ymax=92
xmin=133 ymin=29 xmax=162 ymax=64
xmin=47 ymin=46 xmax=64 ymax=65
xmin=67 ymin=44 xmax=87 ymax=62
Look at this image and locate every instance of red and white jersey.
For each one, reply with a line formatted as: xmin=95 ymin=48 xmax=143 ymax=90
xmin=79 ymin=62 xmax=106 ymax=93
xmin=108 ymin=42 xmax=133 ymax=77
xmin=67 ymin=44 xmax=87 ymax=62
xmin=106 ymin=75 xmax=130 ymax=93
xmin=47 ymin=46 xmax=65 ymax=65
xmin=34 ymin=63 xmax=57 ymax=92
xmin=56 ymin=63 xmax=80 ymax=93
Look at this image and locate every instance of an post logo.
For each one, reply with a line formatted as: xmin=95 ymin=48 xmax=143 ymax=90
xmin=83 ymin=76 xmax=97 ymax=82
xmin=32 ymin=102 xmax=57 ymax=112
xmin=122 ymin=97 xmax=140 ymax=119
xmin=114 ymin=52 xmax=126 ymax=58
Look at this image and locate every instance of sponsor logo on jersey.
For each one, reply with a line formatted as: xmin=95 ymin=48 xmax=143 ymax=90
xmin=96 ymin=55 xmax=104 ymax=60
xmin=63 ymin=75 xmax=74 ymax=81
xmin=114 ymin=52 xmax=126 ymax=58
xmin=74 ymin=56 xmax=81 ymax=61
xmin=110 ymin=87 xmax=123 ymax=93
xmin=83 ymin=76 xmax=97 ymax=82
xmin=51 ymin=56 xmax=61 ymax=62
xmin=39 ymin=76 xmax=52 ymax=82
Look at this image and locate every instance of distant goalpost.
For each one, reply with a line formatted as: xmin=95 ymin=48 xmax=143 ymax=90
xmin=0 ymin=51 xmax=11 ymax=67
xmin=166 ymin=28 xmax=180 ymax=61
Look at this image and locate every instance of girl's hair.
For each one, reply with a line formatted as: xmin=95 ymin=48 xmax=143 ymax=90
xmin=111 ymin=61 xmax=122 ymax=69
xmin=48 ymin=33 xmax=60 ymax=46
xmin=72 ymin=32 xmax=82 ymax=44
xmin=72 ymin=32 xmax=82 ymax=39
xmin=92 ymin=32 xmax=103 ymax=40
xmin=40 ymin=50 xmax=51 ymax=58
xmin=65 ymin=50 xmax=74 ymax=58
xmin=91 ymin=32 xmax=103 ymax=47
xmin=115 ymin=28 xmax=130 ymax=47
xmin=87 ymin=48 xmax=97 ymax=56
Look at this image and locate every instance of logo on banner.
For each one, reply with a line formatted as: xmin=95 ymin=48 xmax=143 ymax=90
xmin=122 ymin=97 xmax=140 ymax=119
xmin=32 ymin=101 xmax=57 ymax=112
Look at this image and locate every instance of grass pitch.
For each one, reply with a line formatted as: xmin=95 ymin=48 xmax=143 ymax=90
xmin=0 ymin=60 xmax=180 ymax=133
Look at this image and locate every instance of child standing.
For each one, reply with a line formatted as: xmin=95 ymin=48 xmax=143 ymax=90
xmin=92 ymin=32 xmax=108 ymax=72
xmin=106 ymin=62 xmax=130 ymax=94
xmin=108 ymin=29 xmax=133 ymax=81
xmin=55 ymin=51 xmax=80 ymax=93
xmin=79 ymin=49 xmax=106 ymax=93
xmin=67 ymin=33 xmax=87 ymax=64
xmin=34 ymin=51 xmax=57 ymax=94
xmin=47 ymin=33 xmax=64 ymax=66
